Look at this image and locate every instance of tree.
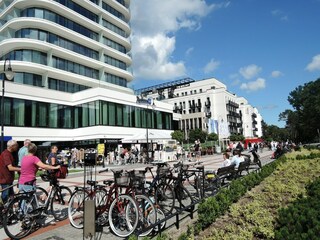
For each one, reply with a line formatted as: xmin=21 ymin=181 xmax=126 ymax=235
xmin=207 ymin=133 xmax=218 ymax=141
xmin=171 ymin=130 xmax=184 ymax=144
xmin=229 ymin=134 xmax=245 ymax=141
xmin=189 ymin=129 xmax=208 ymax=143
xmin=280 ymin=78 xmax=320 ymax=142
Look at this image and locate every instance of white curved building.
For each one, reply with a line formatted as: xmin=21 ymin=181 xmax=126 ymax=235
xmin=0 ymin=0 xmax=174 ymax=148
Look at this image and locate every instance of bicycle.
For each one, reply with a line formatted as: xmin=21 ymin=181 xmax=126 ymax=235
xmin=68 ymin=168 xmax=139 ymax=238
xmin=145 ymin=162 xmax=175 ymax=215
xmin=167 ymin=163 xmax=195 ymax=211
xmin=3 ymin=172 xmax=71 ymax=239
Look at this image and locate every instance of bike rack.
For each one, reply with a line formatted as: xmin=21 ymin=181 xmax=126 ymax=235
xmin=134 ymin=163 xmax=262 ymax=237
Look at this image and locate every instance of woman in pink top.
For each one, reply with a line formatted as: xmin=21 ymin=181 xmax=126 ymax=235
xmin=19 ymin=143 xmax=60 ymax=193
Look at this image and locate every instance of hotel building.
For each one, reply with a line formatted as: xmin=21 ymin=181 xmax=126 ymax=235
xmin=0 ymin=0 xmax=175 ymax=149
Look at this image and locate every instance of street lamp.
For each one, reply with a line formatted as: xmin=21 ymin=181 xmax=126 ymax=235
xmin=1 ymin=59 xmax=14 ymax=152
xmin=136 ymin=96 xmax=155 ymax=163
xmin=146 ymin=100 xmax=155 ymax=163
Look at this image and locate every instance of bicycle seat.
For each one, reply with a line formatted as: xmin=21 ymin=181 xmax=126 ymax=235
xmin=103 ymin=180 xmax=114 ymax=186
xmin=196 ymin=165 xmax=204 ymax=170
xmin=87 ymin=180 xmax=98 ymax=186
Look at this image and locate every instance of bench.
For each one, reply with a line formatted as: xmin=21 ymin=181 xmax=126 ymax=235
xmin=214 ymin=164 xmax=236 ymax=187
xmin=234 ymin=158 xmax=251 ymax=178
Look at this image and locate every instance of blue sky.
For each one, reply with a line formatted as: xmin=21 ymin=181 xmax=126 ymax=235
xmin=129 ymin=0 xmax=320 ymax=127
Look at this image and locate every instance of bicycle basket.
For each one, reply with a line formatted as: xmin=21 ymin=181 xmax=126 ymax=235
xmin=114 ymin=172 xmax=130 ymax=186
xmin=40 ymin=174 xmax=51 ymax=182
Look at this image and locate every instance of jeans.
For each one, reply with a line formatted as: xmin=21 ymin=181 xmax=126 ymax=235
xmin=19 ymin=184 xmax=36 ymax=193
xmin=1 ymin=183 xmax=14 ymax=203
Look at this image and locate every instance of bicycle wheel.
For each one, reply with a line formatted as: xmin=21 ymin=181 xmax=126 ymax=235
xmin=51 ymin=186 xmax=72 ymax=221
xmin=36 ymin=186 xmax=48 ymax=207
xmin=176 ymin=186 xmax=194 ymax=210
xmin=155 ymin=183 xmax=175 ymax=215
xmin=134 ymin=194 xmax=157 ymax=237
xmin=153 ymin=206 xmax=166 ymax=232
xmin=68 ymin=189 xmax=88 ymax=229
xmin=108 ymin=194 xmax=139 ymax=237
xmin=3 ymin=195 xmax=36 ymax=239
xmin=194 ymin=176 xmax=204 ymax=199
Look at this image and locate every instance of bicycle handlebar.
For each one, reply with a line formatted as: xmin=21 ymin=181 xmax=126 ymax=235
xmin=98 ymin=168 xmax=109 ymax=174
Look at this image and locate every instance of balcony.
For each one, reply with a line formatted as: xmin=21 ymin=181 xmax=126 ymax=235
xmin=196 ymin=103 xmax=202 ymax=110
xmin=189 ymin=104 xmax=196 ymax=109
xmin=227 ymin=100 xmax=239 ymax=108
xmin=206 ymin=112 xmax=212 ymax=118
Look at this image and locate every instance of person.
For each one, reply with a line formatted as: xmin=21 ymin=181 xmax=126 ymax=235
xmin=194 ymin=139 xmax=201 ymax=162
xmin=18 ymin=139 xmax=31 ymax=166
xmin=231 ymin=149 xmax=245 ymax=168
xmin=47 ymin=145 xmax=59 ymax=166
xmin=222 ymin=152 xmax=231 ymax=167
xmin=0 ymin=140 xmax=21 ymax=203
xmin=19 ymin=143 xmax=60 ymax=193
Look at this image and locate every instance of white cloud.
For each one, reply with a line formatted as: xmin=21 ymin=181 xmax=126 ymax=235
xmin=240 ymin=78 xmax=266 ymax=92
xmin=203 ymin=59 xmax=220 ymax=74
xmin=271 ymin=70 xmax=283 ymax=78
xmin=306 ymin=54 xmax=320 ymax=71
xmin=185 ymin=47 xmax=194 ymax=57
xmin=130 ymin=0 xmax=230 ymax=80
xmin=271 ymin=9 xmax=288 ymax=21
xmin=239 ymin=64 xmax=262 ymax=79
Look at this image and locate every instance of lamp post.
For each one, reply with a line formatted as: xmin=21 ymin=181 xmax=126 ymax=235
xmin=136 ymin=96 xmax=155 ymax=163
xmin=146 ymin=100 xmax=155 ymax=163
xmin=1 ymin=59 xmax=14 ymax=152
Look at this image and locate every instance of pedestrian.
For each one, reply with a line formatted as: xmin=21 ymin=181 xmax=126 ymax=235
xmin=0 ymin=140 xmax=21 ymax=203
xmin=47 ymin=145 xmax=59 ymax=166
xmin=194 ymin=139 xmax=201 ymax=163
xmin=19 ymin=143 xmax=60 ymax=194
xmin=222 ymin=152 xmax=231 ymax=167
xmin=231 ymin=148 xmax=245 ymax=168
xmin=18 ymin=139 xmax=31 ymax=166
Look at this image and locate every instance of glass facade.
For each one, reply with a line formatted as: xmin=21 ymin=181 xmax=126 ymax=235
xmin=3 ymin=97 xmax=173 ymax=130
xmin=103 ymin=36 xmax=126 ymax=53
xmin=52 ymin=56 xmax=99 ymax=79
xmin=102 ymin=19 xmax=126 ymax=37
xmin=102 ymin=2 xmax=125 ymax=21
xmin=54 ymin=0 xmax=98 ymax=22
xmin=0 ymin=50 xmax=47 ymax=65
xmin=48 ymin=78 xmax=89 ymax=93
xmin=104 ymin=54 xmax=126 ymax=70
xmin=21 ymin=8 xmax=99 ymax=41
xmin=104 ymin=73 xmax=127 ymax=87
xmin=15 ymin=28 xmax=99 ymax=60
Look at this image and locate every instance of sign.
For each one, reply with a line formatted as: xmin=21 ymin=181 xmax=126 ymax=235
xmin=97 ymin=143 xmax=105 ymax=155
xmin=0 ymin=136 xmax=12 ymax=141
xmin=136 ymin=96 xmax=153 ymax=105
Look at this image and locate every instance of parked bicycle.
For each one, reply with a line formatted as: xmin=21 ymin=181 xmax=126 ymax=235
xmin=68 ymin=168 xmax=139 ymax=238
xmin=3 ymin=172 xmax=71 ymax=239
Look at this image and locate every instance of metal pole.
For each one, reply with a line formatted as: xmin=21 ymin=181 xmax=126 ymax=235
xmin=146 ymin=110 xmax=149 ymax=163
xmin=1 ymin=63 xmax=6 ymax=153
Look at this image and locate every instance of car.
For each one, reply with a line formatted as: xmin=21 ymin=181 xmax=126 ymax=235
xmin=303 ymin=143 xmax=320 ymax=148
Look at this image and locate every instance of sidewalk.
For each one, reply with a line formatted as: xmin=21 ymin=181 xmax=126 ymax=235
xmin=0 ymin=149 xmax=273 ymax=240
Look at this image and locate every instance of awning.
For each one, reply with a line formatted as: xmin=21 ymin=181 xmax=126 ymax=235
xmin=121 ymin=130 xmax=172 ymax=143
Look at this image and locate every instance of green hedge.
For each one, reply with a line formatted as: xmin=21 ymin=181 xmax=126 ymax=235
xmin=275 ymin=178 xmax=320 ymax=239
xmin=197 ymin=157 xmax=282 ymax=230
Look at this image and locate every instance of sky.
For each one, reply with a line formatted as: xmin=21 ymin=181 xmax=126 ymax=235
xmin=128 ymin=0 xmax=320 ymax=127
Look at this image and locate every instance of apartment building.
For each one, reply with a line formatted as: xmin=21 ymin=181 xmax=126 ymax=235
xmin=136 ymin=77 xmax=263 ymax=139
